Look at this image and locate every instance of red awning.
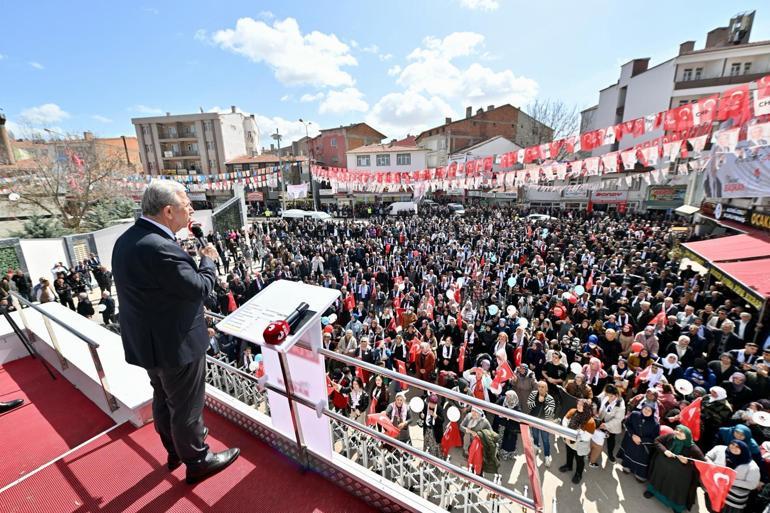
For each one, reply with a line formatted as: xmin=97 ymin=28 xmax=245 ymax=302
xmin=682 ymin=234 xmax=770 ymax=263
xmin=709 ymin=258 xmax=770 ymax=309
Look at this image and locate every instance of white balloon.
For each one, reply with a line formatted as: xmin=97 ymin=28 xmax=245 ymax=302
xmin=570 ymin=362 xmax=583 ymax=375
xmin=447 ymin=406 xmax=461 ymax=422
xmin=456 ymin=277 xmax=465 ymax=288
xmin=8 ymin=192 xmax=20 ymax=202
xmin=506 ymin=305 xmax=517 ymax=316
xmin=398 ymin=283 xmax=405 ymax=292
xmin=674 ymin=379 xmax=693 ymax=396
xmin=446 ymin=289 xmax=455 ymax=301
xmin=328 ymin=313 xmax=337 ymax=323
xmin=409 ymin=396 xmax=425 ymax=413
xmin=248 ymin=361 xmax=258 ymax=372
xmin=95 ymin=304 xmax=107 ymax=313
xmin=518 ymin=318 xmax=529 ymax=329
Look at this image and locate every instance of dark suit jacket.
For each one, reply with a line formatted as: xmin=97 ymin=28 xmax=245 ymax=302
xmin=112 ymin=218 xmax=217 ymax=369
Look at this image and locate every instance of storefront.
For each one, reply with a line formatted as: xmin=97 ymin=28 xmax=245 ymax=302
xmin=645 ymin=186 xmax=687 ymax=210
xmin=696 ymin=201 xmax=770 ymax=238
xmin=588 ymin=190 xmax=628 ymax=213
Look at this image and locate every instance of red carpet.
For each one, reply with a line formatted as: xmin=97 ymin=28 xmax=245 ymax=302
xmin=0 ymin=364 xmax=379 ymax=512
xmin=0 ymin=356 xmax=115 ymax=488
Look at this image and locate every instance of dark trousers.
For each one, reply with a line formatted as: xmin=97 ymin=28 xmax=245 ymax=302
xmin=606 ymin=433 xmax=616 ymax=456
xmin=565 ymin=445 xmax=585 ymax=477
xmin=147 ymin=356 xmax=208 ymax=463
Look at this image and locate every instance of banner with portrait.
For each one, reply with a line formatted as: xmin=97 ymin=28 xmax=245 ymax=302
xmin=704 ymin=124 xmax=770 ymax=199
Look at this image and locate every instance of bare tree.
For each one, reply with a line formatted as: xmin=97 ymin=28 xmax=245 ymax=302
xmin=525 ymin=99 xmax=580 ymax=144
xmin=11 ymin=136 xmax=134 ymax=232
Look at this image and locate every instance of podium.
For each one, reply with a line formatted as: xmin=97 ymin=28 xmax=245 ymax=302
xmin=216 ymin=280 xmax=340 ymax=459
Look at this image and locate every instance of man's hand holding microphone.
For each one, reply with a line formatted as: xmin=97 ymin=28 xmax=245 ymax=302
xmin=200 ymin=244 xmax=220 ymax=262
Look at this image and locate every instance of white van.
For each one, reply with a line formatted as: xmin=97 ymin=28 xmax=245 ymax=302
xmin=386 ymin=201 xmax=418 ymax=216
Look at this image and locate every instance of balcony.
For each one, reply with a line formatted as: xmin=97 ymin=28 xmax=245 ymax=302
xmin=674 ymin=71 xmax=768 ymax=90
xmin=158 ymin=129 xmax=198 ymax=141
xmin=161 ymin=151 xmax=200 ymax=159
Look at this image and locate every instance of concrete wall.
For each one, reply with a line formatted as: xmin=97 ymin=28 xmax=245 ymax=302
xmin=93 ymin=221 xmax=133 ymax=270
xmin=621 ymin=60 xmax=677 ymax=150
xmin=346 ymin=150 xmax=427 ymax=172
xmin=19 ymin=238 xmax=67 ymax=282
xmin=219 ymin=113 xmax=248 ymax=163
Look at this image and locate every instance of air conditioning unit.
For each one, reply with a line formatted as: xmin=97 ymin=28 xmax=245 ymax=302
xmin=164 ymin=151 xmax=173 ymax=158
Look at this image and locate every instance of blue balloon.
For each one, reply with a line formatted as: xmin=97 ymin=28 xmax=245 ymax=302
xmin=507 ymin=277 xmax=515 ymax=287
xmin=321 ymin=316 xmax=330 ymax=326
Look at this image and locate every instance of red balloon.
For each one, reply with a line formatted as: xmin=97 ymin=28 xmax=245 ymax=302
xmin=659 ymin=425 xmax=674 ymax=436
xmin=568 ymin=294 xmax=578 ymax=305
xmin=553 ymin=306 xmax=564 ymax=318
xmin=630 ymin=342 xmax=644 ymax=353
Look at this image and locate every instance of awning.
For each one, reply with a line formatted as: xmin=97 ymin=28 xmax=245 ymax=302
xmin=675 ymin=205 xmax=700 ymax=215
xmin=682 ymin=234 xmax=770 ymax=263
xmin=709 ymin=259 xmax=770 ymax=310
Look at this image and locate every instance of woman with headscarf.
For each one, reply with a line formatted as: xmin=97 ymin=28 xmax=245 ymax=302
xmin=723 ymin=372 xmax=753 ymax=411
xmin=705 ymin=440 xmax=761 ymax=513
xmin=628 ymin=347 xmax=653 ymax=373
xmin=493 ymin=390 xmax=521 ymax=460
xmin=611 ymin=358 xmax=635 ymax=397
xmin=619 ymin=323 xmax=636 ymax=358
xmin=660 ymin=353 xmax=683 ymax=383
xmin=581 ymin=357 xmax=608 ymax=396
xmin=719 ymin=424 xmax=763 ymax=466
xmin=565 ymin=374 xmax=594 ymax=400
xmin=628 ymin=388 xmax=661 ymax=420
xmin=618 ymin=403 xmax=660 ymax=481
xmin=559 ymin=399 xmax=596 ymax=484
xmin=645 ymin=425 xmax=704 ymax=513
xmin=421 ymin=394 xmax=445 ymax=457
xmin=700 ymin=385 xmax=733 ymax=450
xmin=460 ymin=407 xmax=492 ymax=454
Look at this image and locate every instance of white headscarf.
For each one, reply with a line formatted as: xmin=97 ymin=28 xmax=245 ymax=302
xmin=710 ymin=386 xmax=728 ymax=401
xmin=662 ymin=353 xmax=680 ymax=371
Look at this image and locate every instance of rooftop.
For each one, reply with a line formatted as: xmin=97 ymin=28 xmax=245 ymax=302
xmin=226 ymin=154 xmax=308 ymax=165
xmin=346 ymin=135 xmax=426 ymax=154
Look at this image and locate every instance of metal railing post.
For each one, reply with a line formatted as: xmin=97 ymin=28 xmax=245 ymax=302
xmin=41 ymin=316 xmax=69 ymax=370
xmin=87 ymin=344 xmax=120 ymax=413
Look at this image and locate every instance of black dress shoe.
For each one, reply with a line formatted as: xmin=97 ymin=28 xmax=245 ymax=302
xmin=0 ymin=399 xmax=24 ymax=414
xmin=168 ymin=427 xmax=209 ymax=471
xmin=185 ymin=448 xmax=240 ymax=484
xmin=643 ymin=490 xmax=654 ymax=499
xmin=571 ymin=473 xmax=582 ymax=484
xmin=558 ymin=464 xmax=572 ymax=473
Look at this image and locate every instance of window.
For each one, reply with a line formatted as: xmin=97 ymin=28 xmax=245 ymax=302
xmin=356 ymin=155 xmax=370 ymax=167
xmin=234 ymin=165 xmax=242 ymax=172
xmin=682 ymin=68 xmax=692 ymax=81
xmin=331 ymin=156 xmax=339 ymax=164
xmin=204 ymin=121 xmax=212 ymax=132
xmin=376 ymin=154 xmax=390 ymax=166
xmin=144 ymin=144 xmax=153 ymax=153
xmin=438 ymin=139 xmax=447 ymax=150
xmin=678 ymin=100 xmax=689 ymax=106
xmin=148 ymin=161 xmax=154 ymax=172
xmin=695 ymin=67 xmax=703 ymax=80
xmin=744 ymin=62 xmax=752 ymax=74
xmin=206 ymin=141 xmax=214 ymax=151
xmin=209 ymin=159 xmax=216 ymax=169
xmin=396 ymin=153 xmax=411 ymax=166
xmin=730 ymin=63 xmax=741 ymax=76
xmin=330 ymin=138 xmax=337 ymax=147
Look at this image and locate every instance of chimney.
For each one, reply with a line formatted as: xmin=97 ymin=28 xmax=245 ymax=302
xmin=466 ymin=106 xmax=472 ymax=118
xmin=0 ymin=114 xmax=15 ymax=166
xmin=83 ymin=131 xmax=94 ymax=141
xmin=476 ymin=108 xmax=483 ymax=116
xmin=705 ymin=27 xmax=730 ymax=48
xmin=487 ymin=105 xmax=494 ymax=111
xmin=270 ymin=143 xmax=275 ymax=151
xmin=678 ymin=41 xmax=695 ymax=55
xmin=445 ymin=117 xmax=452 ymax=124
xmin=231 ymin=105 xmax=237 ymax=113
xmin=250 ymin=114 xmax=255 ymax=119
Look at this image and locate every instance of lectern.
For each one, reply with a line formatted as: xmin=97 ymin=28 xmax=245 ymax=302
xmin=215 ymin=280 xmax=340 ymax=459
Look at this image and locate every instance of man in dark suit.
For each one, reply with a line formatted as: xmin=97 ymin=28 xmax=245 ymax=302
xmin=112 ymin=180 xmax=239 ymax=484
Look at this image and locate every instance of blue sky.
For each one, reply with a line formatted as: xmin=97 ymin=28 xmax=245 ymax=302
xmin=2 ymin=1 xmax=768 ymax=147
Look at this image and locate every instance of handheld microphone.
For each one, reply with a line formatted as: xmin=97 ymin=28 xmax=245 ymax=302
xmin=263 ymin=302 xmax=310 ymax=345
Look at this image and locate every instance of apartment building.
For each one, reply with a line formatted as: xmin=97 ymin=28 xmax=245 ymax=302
xmin=345 ymin=136 xmax=427 ymax=172
xmin=416 ymin=104 xmax=553 ymax=169
xmin=311 ymin=123 xmax=386 ymax=168
xmin=132 ymin=106 xmax=258 ymax=176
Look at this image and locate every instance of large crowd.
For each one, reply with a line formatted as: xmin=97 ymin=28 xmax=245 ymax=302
xmin=194 ymin=205 xmax=770 ymax=513
xmin=7 ymin=204 xmax=769 ymax=513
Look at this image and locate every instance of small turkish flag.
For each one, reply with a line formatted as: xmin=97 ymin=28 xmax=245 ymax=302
xmin=395 ymin=359 xmax=408 ymax=390
xmin=458 ymin=341 xmax=468 ymax=373
xmin=693 ymin=460 xmax=736 ymax=512
xmin=441 ymin=421 xmax=463 ymax=456
xmin=468 ymin=435 xmax=483 ymax=474
xmin=366 ymin=413 xmax=400 ymax=438
xmin=514 ymin=347 xmax=522 ymax=368
xmin=492 ymin=361 xmax=514 ymax=389
xmin=679 ymin=397 xmax=702 ymax=441
xmin=648 ymin=309 xmax=667 ymax=326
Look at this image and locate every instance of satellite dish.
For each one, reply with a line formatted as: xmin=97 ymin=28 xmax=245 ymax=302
xmin=753 ymin=411 xmax=770 ymax=427
xmin=8 ymin=193 xmax=20 ymax=202
xmin=447 ymin=406 xmax=461 ymax=422
xmin=674 ymin=379 xmax=693 ymax=396
xmin=570 ymin=362 xmax=583 ymax=375
xmin=409 ymin=396 xmax=424 ymax=413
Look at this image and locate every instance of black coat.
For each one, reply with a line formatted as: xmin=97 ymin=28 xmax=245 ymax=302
xmin=112 ymin=218 xmax=217 ymax=369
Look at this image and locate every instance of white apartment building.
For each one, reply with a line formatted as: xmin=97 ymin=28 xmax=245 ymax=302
xmin=345 ymin=137 xmax=427 ymax=172
xmin=132 ymin=106 xmax=258 ymax=176
xmin=526 ymin=12 xmax=769 ymax=212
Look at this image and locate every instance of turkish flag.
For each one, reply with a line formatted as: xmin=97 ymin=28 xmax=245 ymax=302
xmin=441 ymin=421 xmax=463 ymax=456
xmin=580 ymin=131 xmax=600 ymax=151
xmin=648 ymin=309 xmax=667 ymax=326
xmin=468 ymin=435 xmax=483 ymax=474
xmin=326 ymin=375 xmax=334 ymax=396
xmin=524 ymin=146 xmax=542 ymax=163
xmin=492 ymin=361 xmax=514 ymax=388
xmin=585 ymin=271 xmax=594 ymax=290
xmin=344 ymin=294 xmax=355 ymax=311
xmin=717 ymin=84 xmax=751 ymax=125
xmin=679 ymin=397 xmax=702 ymax=441
xmin=514 ymin=347 xmax=523 ymax=368
xmin=458 ymin=341 xmax=468 ymax=373
xmin=366 ymin=412 xmax=400 ymax=438
xmin=408 ymin=341 xmax=421 ymax=364
xmin=550 ymin=139 xmax=564 ymax=158
xmin=635 ymin=365 xmax=652 ymax=388
xmin=395 ymin=359 xmax=408 ymax=390
xmin=693 ymin=460 xmax=736 ymax=512
xmin=621 ymin=118 xmax=645 ymax=139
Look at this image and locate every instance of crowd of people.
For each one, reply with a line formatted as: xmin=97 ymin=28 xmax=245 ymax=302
xmin=8 ymin=202 xmax=769 ymax=512
xmin=195 ymin=205 xmax=770 ymax=513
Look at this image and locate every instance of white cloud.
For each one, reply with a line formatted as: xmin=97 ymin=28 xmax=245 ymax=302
xmin=91 ymin=114 xmax=113 ymax=123
xmin=19 ymin=103 xmax=70 ymax=125
xmin=387 ymin=65 xmax=402 ymax=77
xmin=366 ymin=91 xmax=455 ymax=139
xmin=29 ymin=61 xmax=44 ymax=70
xmin=258 ymin=10 xmax=274 ymax=20
xmin=280 ymin=94 xmax=292 ymax=102
xmin=396 ymin=32 xmax=537 ymax=108
xmin=132 ymin=104 xmax=164 ymax=115
xmin=194 ymin=29 xmax=208 ymax=42
xmin=319 ymin=88 xmax=369 ymax=115
xmin=458 ymin=0 xmax=499 ymax=11
xmin=252 ymin=114 xmax=320 ymax=149
xmin=361 ymin=44 xmax=379 ymax=54
xmin=379 ymin=53 xmax=393 ymax=61
xmin=300 ymin=92 xmax=325 ymax=103
xmin=209 ymin=17 xmax=357 ymax=88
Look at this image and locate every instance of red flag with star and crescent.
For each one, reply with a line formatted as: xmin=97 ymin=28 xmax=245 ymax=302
xmin=693 ymin=460 xmax=736 ymax=512
xmin=441 ymin=421 xmax=463 ymax=456
xmin=679 ymin=397 xmax=702 ymax=441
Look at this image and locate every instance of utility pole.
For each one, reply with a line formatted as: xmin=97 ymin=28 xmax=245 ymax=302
xmin=298 ymin=119 xmax=317 ymax=210
xmin=272 ymin=129 xmax=285 ymax=212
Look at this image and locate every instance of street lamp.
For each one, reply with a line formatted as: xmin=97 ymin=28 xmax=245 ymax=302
xmin=298 ymin=118 xmax=316 ymax=211
xmin=271 ymin=129 xmax=286 ymax=212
